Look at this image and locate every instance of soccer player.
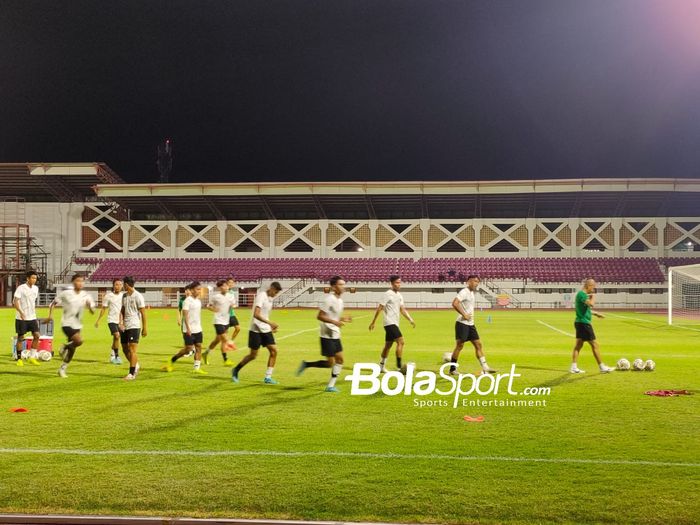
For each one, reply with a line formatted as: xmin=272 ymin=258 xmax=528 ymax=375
xmin=163 ymin=281 xmax=206 ymax=374
xmin=368 ymin=275 xmax=415 ymax=373
xmin=226 ymin=277 xmax=241 ymax=343
xmin=297 ymin=276 xmax=352 ymax=393
xmin=13 ymin=270 xmax=42 ymax=366
xmin=94 ymin=278 xmax=124 ymax=364
xmin=231 ymin=281 xmax=282 ymax=384
xmin=204 ymin=279 xmax=236 ymax=366
xmin=120 ymin=276 xmax=147 ymax=380
xmin=47 ymin=274 xmax=96 ymax=378
xmin=449 ymin=275 xmax=496 ymax=375
xmin=570 ymin=278 xmax=614 ymax=374
xmin=176 ymin=285 xmax=194 ymax=357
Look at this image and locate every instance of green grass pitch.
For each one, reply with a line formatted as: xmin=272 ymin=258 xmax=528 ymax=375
xmin=1 ymin=306 xmax=698 ymax=524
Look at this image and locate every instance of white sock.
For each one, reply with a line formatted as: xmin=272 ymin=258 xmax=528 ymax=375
xmin=193 ymin=360 xmax=201 ymax=370
xmin=60 ymin=363 xmax=68 ymax=371
xmin=380 ymin=357 xmax=386 ymax=366
xmin=328 ymin=363 xmax=342 ymax=388
xmin=479 ymin=356 xmax=489 ymax=369
xmin=599 ymin=363 xmax=607 ymax=370
xmin=265 ymin=367 xmax=274 ymax=379
xmin=571 ymin=362 xmax=578 ymax=370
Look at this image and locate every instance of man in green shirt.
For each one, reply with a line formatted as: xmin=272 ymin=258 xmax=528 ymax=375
xmin=571 ymin=278 xmax=614 ymax=374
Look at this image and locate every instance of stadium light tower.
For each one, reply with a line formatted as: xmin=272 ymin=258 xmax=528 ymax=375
xmin=157 ymin=138 xmax=173 ymax=183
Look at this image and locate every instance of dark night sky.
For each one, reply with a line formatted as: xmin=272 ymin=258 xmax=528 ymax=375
xmin=1 ymin=0 xmax=699 ymax=183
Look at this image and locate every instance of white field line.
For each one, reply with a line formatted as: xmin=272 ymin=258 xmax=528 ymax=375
xmin=604 ymin=312 xmax=700 ymax=333
xmin=0 ymin=447 xmax=697 ymax=468
xmin=276 ymin=315 xmax=368 ymax=341
xmin=536 ymin=320 xmax=574 ymax=337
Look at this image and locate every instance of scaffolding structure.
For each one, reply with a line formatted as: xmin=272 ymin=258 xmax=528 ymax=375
xmin=0 ymin=198 xmax=49 ymax=305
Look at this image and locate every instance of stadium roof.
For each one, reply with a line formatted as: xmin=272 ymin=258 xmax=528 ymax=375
xmin=95 ymin=178 xmax=700 ymax=220
xmin=0 ymin=163 xmax=123 ymax=202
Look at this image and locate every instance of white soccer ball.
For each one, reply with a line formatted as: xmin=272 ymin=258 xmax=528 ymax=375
xmin=20 ymin=349 xmax=30 ymax=360
xmin=38 ymin=350 xmax=52 ymax=362
xmin=632 ymin=358 xmax=645 ymax=371
xmin=442 ymin=352 xmax=453 ymax=363
xmin=644 ymin=359 xmax=656 ymax=371
xmin=616 ymin=358 xmax=630 ymax=371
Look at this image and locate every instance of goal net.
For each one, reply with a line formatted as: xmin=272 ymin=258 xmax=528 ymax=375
xmin=668 ymin=263 xmax=700 ymax=326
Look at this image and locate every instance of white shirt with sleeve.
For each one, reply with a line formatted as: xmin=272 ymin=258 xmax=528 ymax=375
xmin=319 ymin=293 xmax=344 ymax=340
xmin=14 ymin=283 xmax=39 ymax=321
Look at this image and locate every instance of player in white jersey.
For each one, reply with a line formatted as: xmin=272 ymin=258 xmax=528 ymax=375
xmin=225 ymin=277 xmax=241 ymax=342
xmin=13 ymin=270 xmax=42 ymax=366
xmin=369 ymin=275 xmax=415 ymax=373
xmin=94 ymin=278 xmax=124 ymax=364
xmin=297 ymin=276 xmax=352 ymax=393
xmin=203 ymin=279 xmax=237 ymax=366
xmin=47 ymin=274 xmax=96 ymax=378
xmin=120 ymin=276 xmax=147 ymax=380
xmin=449 ymin=275 xmax=496 ymax=375
xmin=231 ymin=282 xmax=282 ymax=384
xmin=163 ymin=282 xmax=207 ymax=374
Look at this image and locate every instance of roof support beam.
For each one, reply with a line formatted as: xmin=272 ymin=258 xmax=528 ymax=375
xmin=203 ymin=197 xmax=225 ymax=220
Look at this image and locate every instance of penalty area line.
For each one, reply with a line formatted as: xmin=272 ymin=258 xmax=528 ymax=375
xmin=0 ymin=447 xmax=697 ymax=468
xmin=536 ymin=320 xmax=574 ymax=338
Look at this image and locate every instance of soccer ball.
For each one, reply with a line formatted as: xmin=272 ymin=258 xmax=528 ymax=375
xmin=20 ymin=349 xmax=30 ymax=360
xmin=38 ymin=350 xmax=52 ymax=362
xmin=442 ymin=352 xmax=453 ymax=363
xmin=400 ymin=362 xmax=416 ymax=375
xmin=616 ymin=358 xmax=630 ymax=371
xmin=644 ymin=359 xmax=656 ymax=371
xmin=632 ymin=358 xmax=645 ymax=371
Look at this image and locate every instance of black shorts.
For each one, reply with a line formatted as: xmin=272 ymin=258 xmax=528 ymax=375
xmin=183 ymin=332 xmax=203 ymax=346
xmin=107 ymin=322 xmax=121 ymax=335
xmin=120 ymin=328 xmax=141 ymax=345
xmin=321 ymin=337 xmax=343 ymax=357
xmin=455 ymin=322 xmax=480 ymax=342
xmin=229 ymin=315 xmax=239 ymax=327
xmin=62 ymin=326 xmax=81 ymax=340
xmin=384 ymin=324 xmax=403 ymax=342
xmin=16 ymin=319 xmax=39 ymax=336
xmin=214 ymin=323 xmax=229 ymax=335
xmin=574 ymin=322 xmax=596 ymax=341
xmin=248 ymin=330 xmax=275 ymax=350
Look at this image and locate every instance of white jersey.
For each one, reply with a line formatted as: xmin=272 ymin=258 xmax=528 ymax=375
xmin=250 ymin=291 xmax=274 ymax=333
xmin=102 ymin=291 xmax=123 ymax=324
xmin=55 ymin=289 xmax=95 ymax=330
xmin=182 ymin=296 xmax=203 ymax=333
xmin=123 ymin=291 xmax=145 ymax=330
xmin=14 ymin=283 xmax=39 ymax=321
xmin=209 ymin=292 xmax=233 ymax=326
xmin=455 ymin=287 xmax=476 ymax=326
xmin=319 ymin=293 xmax=344 ymax=340
xmin=380 ymin=289 xmax=404 ymax=327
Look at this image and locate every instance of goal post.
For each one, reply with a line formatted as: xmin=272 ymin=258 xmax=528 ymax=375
xmin=668 ymin=264 xmax=700 ymax=326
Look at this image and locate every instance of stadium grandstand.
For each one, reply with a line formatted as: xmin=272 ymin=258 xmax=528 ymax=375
xmin=2 ymin=162 xmax=699 ymax=309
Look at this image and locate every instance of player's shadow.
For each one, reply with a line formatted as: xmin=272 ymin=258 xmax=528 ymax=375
xmin=137 ymin=389 xmax=322 ymax=436
xmin=517 ymin=365 xmax=568 ymax=373
xmin=530 ymin=372 xmax=591 ymax=389
xmin=98 ymin=380 xmax=232 ymax=410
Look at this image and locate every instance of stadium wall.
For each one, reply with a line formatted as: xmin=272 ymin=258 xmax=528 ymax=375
xmin=76 ymin=204 xmax=700 ymax=259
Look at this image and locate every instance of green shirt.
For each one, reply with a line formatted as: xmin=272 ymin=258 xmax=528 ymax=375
xmin=575 ymin=290 xmax=592 ymax=324
xmin=227 ymin=289 xmax=236 ymax=317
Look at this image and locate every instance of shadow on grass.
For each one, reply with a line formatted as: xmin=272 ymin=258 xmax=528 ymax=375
xmin=135 ymin=389 xmax=323 ymax=436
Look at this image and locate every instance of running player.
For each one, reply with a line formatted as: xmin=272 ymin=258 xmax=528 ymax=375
xmin=570 ymin=278 xmax=615 ymax=374
xmin=163 ymin=282 xmax=206 ymax=374
xmin=177 ymin=285 xmax=194 ymax=357
xmin=120 ymin=276 xmax=147 ymax=380
xmin=231 ymin=281 xmax=282 ymax=384
xmin=449 ymin=275 xmax=496 ymax=375
xmin=204 ymin=279 xmax=236 ymax=366
xmin=47 ymin=274 xmax=96 ymax=378
xmin=94 ymin=278 xmax=124 ymax=364
xmin=368 ymin=275 xmax=415 ymax=373
xmin=226 ymin=277 xmax=241 ymax=343
xmin=297 ymin=276 xmax=351 ymax=392
xmin=13 ymin=270 xmax=42 ymax=366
